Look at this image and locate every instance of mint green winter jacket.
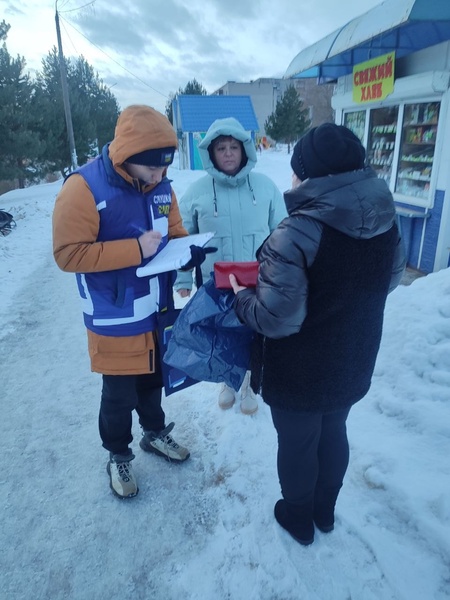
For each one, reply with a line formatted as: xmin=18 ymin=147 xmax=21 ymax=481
xmin=175 ymin=117 xmax=286 ymax=291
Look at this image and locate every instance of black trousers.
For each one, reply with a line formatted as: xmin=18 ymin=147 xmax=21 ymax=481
xmin=270 ymin=406 xmax=351 ymax=506
xmin=99 ymin=371 xmax=165 ymax=456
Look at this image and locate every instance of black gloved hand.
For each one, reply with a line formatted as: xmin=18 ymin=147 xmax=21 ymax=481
xmin=180 ymin=245 xmax=218 ymax=271
xmin=180 ymin=244 xmax=218 ymax=289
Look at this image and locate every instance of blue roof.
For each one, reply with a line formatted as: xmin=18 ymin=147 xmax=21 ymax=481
xmin=174 ymin=95 xmax=259 ymax=132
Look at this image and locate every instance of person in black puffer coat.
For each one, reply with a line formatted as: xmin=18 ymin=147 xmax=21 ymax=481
xmin=230 ymin=123 xmax=406 ymax=546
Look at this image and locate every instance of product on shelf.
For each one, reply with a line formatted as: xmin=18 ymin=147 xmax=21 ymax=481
xmin=343 ymin=101 xmax=440 ymax=202
xmin=396 ymin=101 xmax=440 ymax=200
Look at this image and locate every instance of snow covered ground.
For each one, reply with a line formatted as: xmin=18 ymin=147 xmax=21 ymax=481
xmin=1 ymin=149 xmax=449 ymax=600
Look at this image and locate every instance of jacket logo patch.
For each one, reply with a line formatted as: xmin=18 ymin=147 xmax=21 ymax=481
xmin=158 ymin=205 xmax=170 ymax=215
xmin=153 ymin=194 xmax=171 ymax=205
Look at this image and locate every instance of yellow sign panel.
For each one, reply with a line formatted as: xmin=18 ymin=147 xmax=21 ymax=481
xmin=353 ymin=52 xmax=395 ymax=104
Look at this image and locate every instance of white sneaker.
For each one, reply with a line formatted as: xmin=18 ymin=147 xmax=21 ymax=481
xmin=107 ymin=454 xmax=139 ymax=499
xmin=218 ymin=383 xmax=236 ymax=409
xmin=240 ymin=372 xmax=258 ymax=415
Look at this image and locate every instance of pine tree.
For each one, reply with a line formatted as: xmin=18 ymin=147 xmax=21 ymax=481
xmin=264 ymin=86 xmax=311 ymax=152
xmin=0 ymin=20 xmax=10 ymax=41
xmin=70 ymin=56 xmax=119 ymax=159
xmin=35 ymin=49 xmax=119 ymax=174
xmin=0 ymin=24 xmax=45 ymax=186
xmin=0 ymin=25 xmax=119 ymax=185
xmin=92 ymin=84 xmax=120 ymax=152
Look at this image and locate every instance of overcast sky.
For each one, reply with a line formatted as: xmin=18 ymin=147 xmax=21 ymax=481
xmin=3 ymin=0 xmax=381 ymax=113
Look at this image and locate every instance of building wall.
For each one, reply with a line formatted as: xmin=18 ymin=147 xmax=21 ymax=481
xmin=213 ymin=78 xmax=334 ymax=137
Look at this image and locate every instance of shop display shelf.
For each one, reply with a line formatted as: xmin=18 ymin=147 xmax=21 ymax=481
xmin=400 ymin=155 xmax=433 ymax=163
xmin=398 ymin=175 xmax=431 ymax=182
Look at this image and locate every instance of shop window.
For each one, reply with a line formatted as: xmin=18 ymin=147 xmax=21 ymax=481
xmin=367 ymin=107 xmax=399 ymax=184
xmin=343 ymin=101 xmax=441 ymax=206
xmin=395 ymin=102 xmax=440 ymax=201
xmin=344 ymin=111 xmax=366 ymax=142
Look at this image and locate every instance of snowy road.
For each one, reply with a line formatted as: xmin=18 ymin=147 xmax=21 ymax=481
xmin=1 ymin=164 xmax=449 ymax=599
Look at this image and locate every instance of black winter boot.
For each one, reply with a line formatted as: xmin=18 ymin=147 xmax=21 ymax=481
xmin=313 ymin=486 xmax=341 ymax=533
xmin=313 ymin=506 xmax=335 ymax=533
xmin=274 ymin=499 xmax=314 ymax=546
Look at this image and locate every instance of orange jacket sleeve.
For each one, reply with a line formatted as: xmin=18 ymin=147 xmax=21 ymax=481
xmin=168 ymin=190 xmax=188 ymax=240
xmin=52 ymin=174 xmax=142 ymax=273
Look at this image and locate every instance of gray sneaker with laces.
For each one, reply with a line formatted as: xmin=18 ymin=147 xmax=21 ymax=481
xmin=139 ymin=422 xmax=190 ymax=462
xmin=106 ymin=452 xmax=139 ymax=499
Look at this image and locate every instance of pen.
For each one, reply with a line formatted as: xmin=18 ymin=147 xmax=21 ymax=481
xmin=133 ymin=224 xmax=164 ymax=245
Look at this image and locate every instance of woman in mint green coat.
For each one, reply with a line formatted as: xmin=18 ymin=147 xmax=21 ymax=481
xmin=175 ymin=117 xmax=286 ymax=415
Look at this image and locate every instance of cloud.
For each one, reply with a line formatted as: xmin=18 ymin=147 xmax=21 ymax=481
xmin=4 ymin=0 xmax=382 ymax=113
xmin=4 ymin=2 xmax=25 ymax=18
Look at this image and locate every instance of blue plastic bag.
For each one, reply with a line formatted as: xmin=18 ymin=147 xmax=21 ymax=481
xmin=156 ymin=309 xmax=199 ymax=396
xmin=163 ymin=278 xmax=254 ymax=391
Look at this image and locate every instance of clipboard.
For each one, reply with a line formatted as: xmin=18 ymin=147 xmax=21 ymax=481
xmin=136 ymin=232 xmax=215 ymax=277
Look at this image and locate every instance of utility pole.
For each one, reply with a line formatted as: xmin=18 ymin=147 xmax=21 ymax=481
xmin=55 ymin=2 xmax=78 ymax=171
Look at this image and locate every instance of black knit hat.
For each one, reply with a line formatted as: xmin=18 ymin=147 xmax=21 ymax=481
xmin=291 ymin=123 xmax=366 ymax=180
xmin=126 ymin=146 xmax=176 ymax=167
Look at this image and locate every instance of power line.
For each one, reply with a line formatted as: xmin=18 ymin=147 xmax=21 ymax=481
xmin=57 ymin=0 xmax=73 ymax=10
xmin=59 ymin=14 xmax=169 ymax=99
xmin=59 ymin=0 xmax=96 ymax=13
xmin=59 ymin=15 xmax=79 ymax=56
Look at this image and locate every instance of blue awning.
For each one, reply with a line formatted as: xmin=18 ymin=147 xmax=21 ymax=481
xmin=285 ymin=0 xmax=450 ymax=81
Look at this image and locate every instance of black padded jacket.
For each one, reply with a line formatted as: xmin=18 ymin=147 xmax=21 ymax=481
xmin=233 ymin=167 xmax=406 ymax=413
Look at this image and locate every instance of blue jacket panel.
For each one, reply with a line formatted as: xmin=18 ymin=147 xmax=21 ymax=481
xmin=70 ymin=149 xmax=174 ymax=336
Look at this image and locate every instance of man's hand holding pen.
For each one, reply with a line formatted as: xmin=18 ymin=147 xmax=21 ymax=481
xmin=138 ymin=230 xmax=162 ymax=258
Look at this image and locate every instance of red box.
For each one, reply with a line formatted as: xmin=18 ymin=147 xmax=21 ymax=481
xmin=214 ymin=261 xmax=259 ymax=289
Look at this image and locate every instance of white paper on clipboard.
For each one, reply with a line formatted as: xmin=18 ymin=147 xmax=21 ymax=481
xmin=136 ymin=232 xmax=215 ymax=277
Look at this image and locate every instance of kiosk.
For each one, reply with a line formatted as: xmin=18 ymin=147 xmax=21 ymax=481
xmin=285 ymin=0 xmax=450 ymax=273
